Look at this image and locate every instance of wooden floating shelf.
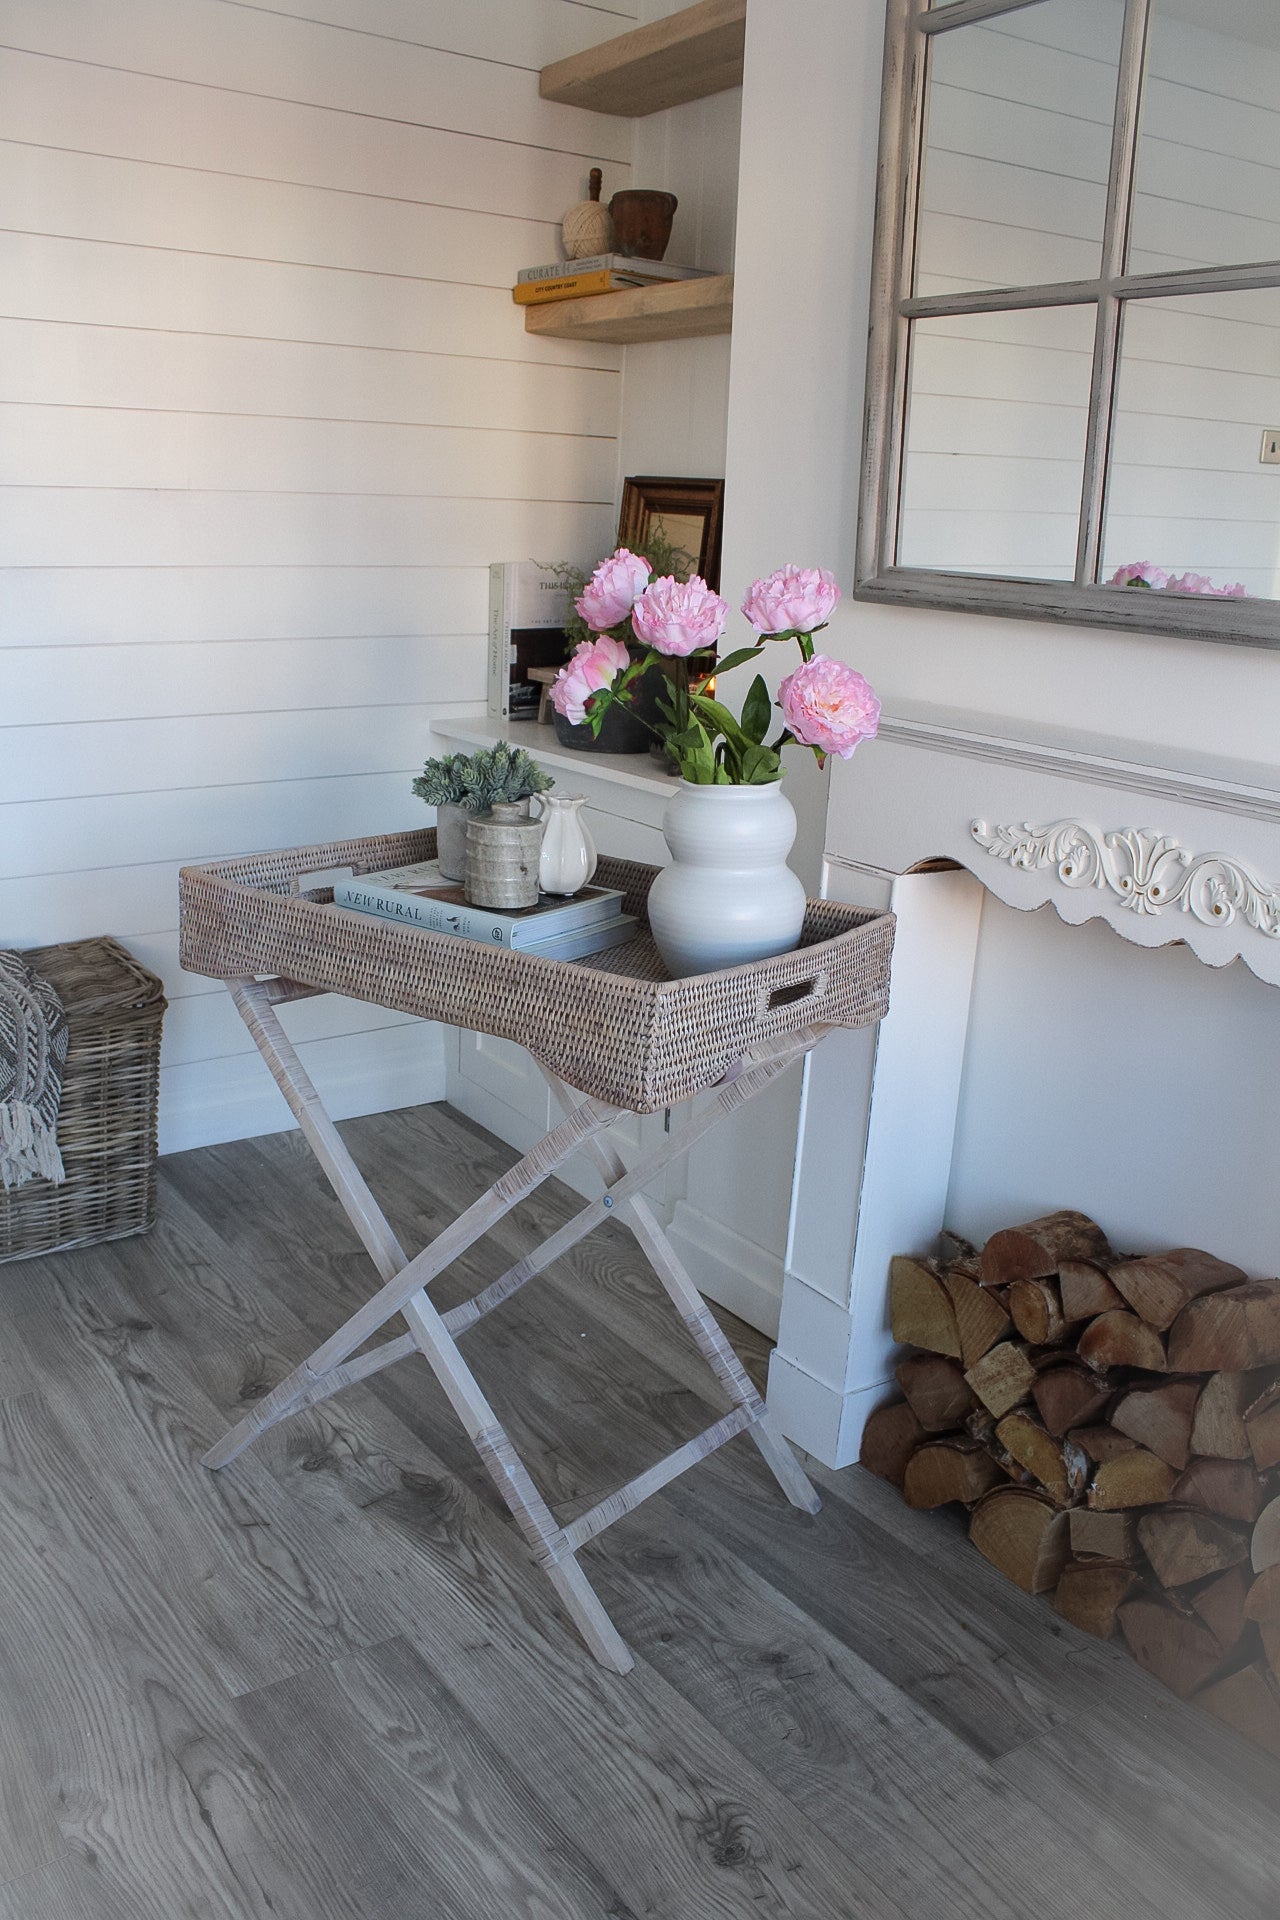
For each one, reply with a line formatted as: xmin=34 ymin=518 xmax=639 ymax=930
xmin=539 ymin=0 xmax=745 ymax=117
xmin=522 ymin=273 xmax=733 ymax=344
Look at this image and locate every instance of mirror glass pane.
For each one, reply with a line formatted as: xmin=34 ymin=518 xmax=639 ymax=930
xmin=914 ymin=0 xmax=1123 ymax=296
xmin=1101 ymin=289 xmax=1280 ymax=600
xmin=898 ymin=305 xmax=1096 ymax=578
xmin=1129 ymin=1 xmax=1280 ymax=277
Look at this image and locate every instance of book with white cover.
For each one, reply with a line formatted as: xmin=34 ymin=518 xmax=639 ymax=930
xmin=486 ymin=915 xmax=639 ymax=965
xmin=332 ymin=860 xmax=626 ymax=948
xmin=488 ymin=561 xmax=571 ymax=719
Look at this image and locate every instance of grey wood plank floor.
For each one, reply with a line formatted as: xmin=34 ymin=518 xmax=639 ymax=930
xmin=1 ymin=1100 xmax=1277 ymax=1919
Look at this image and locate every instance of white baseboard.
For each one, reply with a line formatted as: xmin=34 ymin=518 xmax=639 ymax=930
xmin=765 ymin=1351 xmax=894 ymax=1469
xmin=159 ymin=1021 xmax=448 ymax=1155
xmin=665 ymin=1199 xmax=784 ymax=1339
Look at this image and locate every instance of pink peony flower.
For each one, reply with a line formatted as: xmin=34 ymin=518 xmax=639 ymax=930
xmin=778 ymin=654 xmax=880 ymax=760
xmin=742 ymin=565 xmax=841 ymax=635
xmin=550 ymin=633 xmax=630 ymax=726
xmin=576 ymin=548 xmax=651 ymax=632
xmin=1167 ymin=571 xmax=1247 ymax=598
xmin=630 ymin=574 xmax=729 ymax=657
xmin=1110 ymin=562 xmax=1171 ymax=590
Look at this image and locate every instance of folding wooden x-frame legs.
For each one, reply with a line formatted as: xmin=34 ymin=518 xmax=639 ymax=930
xmin=202 ymin=976 xmax=822 ymax=1673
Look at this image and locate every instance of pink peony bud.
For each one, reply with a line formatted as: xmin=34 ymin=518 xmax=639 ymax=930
xmin=778 ymin=654 xmax=880 ymax=761
xmin=550 ymin=633 xmax=630 ymax=726
xmin=630 ymin=574 xmax=729 ymax=657
xmin=576 ymin=548 xmax=652 ymax=632
xmin=741 ymin=565 xmax=841 ymax=635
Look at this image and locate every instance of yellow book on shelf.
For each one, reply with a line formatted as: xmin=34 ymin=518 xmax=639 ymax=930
xmin=512 ymin=270 xmax=660 ymax=305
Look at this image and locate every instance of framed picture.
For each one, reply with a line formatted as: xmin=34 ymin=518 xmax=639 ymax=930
xmin=617 ymin=476 xmax=724 ymax=590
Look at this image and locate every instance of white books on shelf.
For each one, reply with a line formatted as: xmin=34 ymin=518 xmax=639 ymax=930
xmin=516 ymin=256 xmax=713 ymax=284
xmin=487 ymin=561 xmax=571 ymax=720
xmin=332 ymin=860 xmax=627 ymax=950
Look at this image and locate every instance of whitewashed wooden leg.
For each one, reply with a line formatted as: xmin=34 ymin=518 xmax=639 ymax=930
xmin=201 ymin=1335 xmax=418 ymax=1469
xmin=543 ymin=1071 xmax=822 ymax=1515
xmin=203 ymin=981 xmax=622 ymax=1469
xmin=229 ymin=979 xmax=410 ymax=1282
xmin=395 ymin=1289 xmax=633 ymax=1673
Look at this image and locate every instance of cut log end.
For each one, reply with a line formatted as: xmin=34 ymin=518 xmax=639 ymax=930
xmin=1078 ymin=1310 xmax=1168 ymax=1375
xmin=890 ymin=1255 xmax=961 ymax=1359
xmin=1169 ymin=1281 xmax=1280 ymax=1374
xmin=859 ymin=1399 xmax=926 ymax=1488
xmin=979 ymin=1210 xmax=1111 ymax=1290
xmin=995 ymin=1410 xmax=1083 ymax=1507
xmin=964 ymin=1341 xmax=1036 ymax=1419
xmin=970 ymin=1486 xmax=1070 ymax=1592
xmin=1110 ymin=1379 xmax=1200 ymax=1471
xmin=1086 ymin=1446 xmax=1178 ymax=1511
xmin=1054 ymin=1559 xmax=1140 ymax=1639
xmin=1137 ymin=1508 xmax=1250 ymax=1589
xmin=1109 ymin=1247 xmax=1247 ymax=1333
xmin=1119 ymin=1595 xmax=1226 ymax=1698
xmin=1032 ymin=1362 xmax=1113 ymax=1440
xmin=903 ymin=1437 xmax=1005 ymax=1510
xmin=941 ymin=1267 xmax=1011 ymax=1367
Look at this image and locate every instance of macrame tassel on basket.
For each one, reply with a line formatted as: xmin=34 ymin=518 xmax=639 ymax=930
xmin=0 ymin=1098 xmax=65 ymax=1191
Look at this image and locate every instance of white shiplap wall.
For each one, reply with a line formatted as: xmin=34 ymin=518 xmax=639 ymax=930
xmin=0 ymin=0 xmax=637 ymax=1151
xmin=903 ymin=0 xmax=1280 ymax=594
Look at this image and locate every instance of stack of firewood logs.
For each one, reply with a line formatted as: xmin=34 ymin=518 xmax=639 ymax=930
xmin=861 ymin=1210 xmax=1280 ymax=1758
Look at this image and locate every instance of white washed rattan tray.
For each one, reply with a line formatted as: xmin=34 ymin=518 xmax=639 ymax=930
xmin=179 ymin=829 xmax=895 ymax=1114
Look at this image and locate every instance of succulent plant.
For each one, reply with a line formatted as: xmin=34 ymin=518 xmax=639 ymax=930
xmin=412 ymin=743 xmax=553 ymax=814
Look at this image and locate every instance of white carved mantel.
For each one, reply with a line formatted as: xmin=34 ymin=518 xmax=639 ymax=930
xmin=769 ymin=701 xmax=1280 ymax=1467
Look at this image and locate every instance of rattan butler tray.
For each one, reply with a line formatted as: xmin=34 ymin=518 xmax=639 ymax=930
xmin=179 ymin=827 xmax=895 ymax=1671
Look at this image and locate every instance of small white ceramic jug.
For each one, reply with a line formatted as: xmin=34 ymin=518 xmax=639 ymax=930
xmin=532 ymin=793 xmax=597 ymax=896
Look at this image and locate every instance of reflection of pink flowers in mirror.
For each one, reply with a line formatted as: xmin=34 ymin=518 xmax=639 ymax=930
xmin=1166 ymin=571 xmax=1247 ymax=598
xmin=1109 ymin=561 xmax=1169 ymax=590
xmin=1109 ymin=562 xmax=1246 ymax=598
xmin=550 ymin=633 xmax=630 ymax=726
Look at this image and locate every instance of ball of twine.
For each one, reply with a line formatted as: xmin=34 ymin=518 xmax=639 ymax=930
xmin=562 ymin=198 xmax=613 ymax=260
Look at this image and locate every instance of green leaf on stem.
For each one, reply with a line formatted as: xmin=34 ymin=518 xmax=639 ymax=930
xmin=689 ymin=693 xmax=751 ymax=751
xmin=712 ymin=643 xmax=768 ymax=679
xmin=738 ymin=742 xmax=783 ymax=784
xmin=740 ymin=674 xmax=771 ymax=745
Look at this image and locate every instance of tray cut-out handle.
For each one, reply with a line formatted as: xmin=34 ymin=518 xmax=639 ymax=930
xmin=761 ymin=968 xmax=827 ymax=1015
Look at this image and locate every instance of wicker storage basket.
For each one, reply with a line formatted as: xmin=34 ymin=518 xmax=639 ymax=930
xmin=179 ymin=830 xmax=894 ymax=1116
xmin=0 ymin=937 xmax=167 ymax=1265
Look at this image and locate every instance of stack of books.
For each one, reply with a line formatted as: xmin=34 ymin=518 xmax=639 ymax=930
xmin=333 ymin=860 xmax=638 ymax=963
xmin=512 ymin=255 xmax=713 ymax=307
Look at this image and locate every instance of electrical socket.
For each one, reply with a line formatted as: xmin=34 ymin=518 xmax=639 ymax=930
xmin=1262 ymin=429 xmax=1280 ymax=464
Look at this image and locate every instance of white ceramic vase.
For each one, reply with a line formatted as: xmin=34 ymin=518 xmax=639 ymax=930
xmin=532 ymin=793 xmax=597 ymax=896
xmin=646 ymin=781 xmax=807 ymax=976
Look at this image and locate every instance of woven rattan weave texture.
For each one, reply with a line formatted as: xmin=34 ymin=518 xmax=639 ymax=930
xmin=0 ymin=937 xmax=166 ymax=1264
xmin=179 ymin=830 xmax=894 ymax=1114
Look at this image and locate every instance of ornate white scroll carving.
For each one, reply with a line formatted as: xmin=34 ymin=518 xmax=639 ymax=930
xmin=969 ymin=819 xmax=1280 ymax=937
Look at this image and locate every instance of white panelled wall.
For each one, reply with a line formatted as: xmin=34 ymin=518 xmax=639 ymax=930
xmin=0 ymin=0 xmax=638 ymax=1151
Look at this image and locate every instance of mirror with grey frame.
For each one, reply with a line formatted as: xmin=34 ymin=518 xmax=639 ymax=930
xmin=857 ymin=0 xmax=1280 ymax=647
